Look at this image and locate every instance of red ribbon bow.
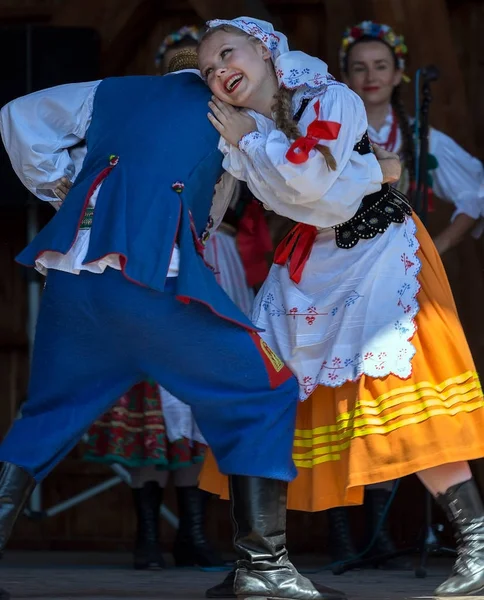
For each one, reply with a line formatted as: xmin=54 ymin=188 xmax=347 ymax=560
xmin=286 ymin=100 xmax=341 ymax=165
xmin=274 ymin=222 xmax=318 ymax=284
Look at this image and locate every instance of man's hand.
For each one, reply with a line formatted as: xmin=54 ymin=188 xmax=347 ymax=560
xmin=53 ymin=176 xmax=72 ymax=202
xmin=373 ymin=144 xmax=402 ymax=184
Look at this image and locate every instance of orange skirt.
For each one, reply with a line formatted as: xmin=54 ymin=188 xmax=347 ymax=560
xmin=200 ymin=216 xmax=484 ymax=511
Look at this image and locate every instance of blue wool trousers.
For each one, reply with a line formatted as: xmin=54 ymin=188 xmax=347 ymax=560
xmin=0 ymin=269 xmax=298 ymax=482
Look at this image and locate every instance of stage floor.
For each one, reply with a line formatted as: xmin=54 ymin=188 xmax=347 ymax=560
xmin=0 ymin=552 xmax=465 ymax=599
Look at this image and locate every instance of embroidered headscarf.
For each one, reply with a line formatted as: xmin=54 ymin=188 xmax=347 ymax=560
xmin=205 ymin=17 xmax=333 ymax=90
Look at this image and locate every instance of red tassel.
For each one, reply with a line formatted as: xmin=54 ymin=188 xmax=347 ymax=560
xmin=274 ymin=223 xmax=318 ymax=284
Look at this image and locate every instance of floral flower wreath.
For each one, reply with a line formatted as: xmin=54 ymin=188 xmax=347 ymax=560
xmin=339 ymin=21 xmax=408 ymax=73
xmin=155 ymin=25 xmax=201 ymax=67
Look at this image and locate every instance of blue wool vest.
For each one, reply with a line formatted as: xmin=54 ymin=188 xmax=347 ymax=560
xmin=16 ymin=74 xmax=256 ymax=330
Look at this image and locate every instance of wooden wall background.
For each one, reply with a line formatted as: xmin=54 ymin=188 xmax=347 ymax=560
xmin=0 ymin=0 xmax=483 ymax=554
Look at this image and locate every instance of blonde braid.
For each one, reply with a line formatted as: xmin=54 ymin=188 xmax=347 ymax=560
xmin=273 ymin=87 xmax=337 ymax=171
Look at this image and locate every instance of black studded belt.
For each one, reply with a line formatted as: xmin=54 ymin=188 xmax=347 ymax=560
xmin=333 ymin=133 xmax=412 ymax=249
xmin=333 ymin=184 xmax=412 ymax=249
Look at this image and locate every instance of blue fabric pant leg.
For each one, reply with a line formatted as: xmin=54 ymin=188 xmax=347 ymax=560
xmin=0 ymin=268 xmax=298 ymax=483
xmin=0 ymin=270 xmax=143 ymax=481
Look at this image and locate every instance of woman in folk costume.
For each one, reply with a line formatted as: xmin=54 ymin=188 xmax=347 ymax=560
xmin=320 ymin=19 xmax=484 ymax=569
xmin=197 ymin=16 xmax=484 ymax=598
xmin=83 ymin=35 xmax=233 ymax=572
xmin=340 ymin=21 xmax=484 ymax=255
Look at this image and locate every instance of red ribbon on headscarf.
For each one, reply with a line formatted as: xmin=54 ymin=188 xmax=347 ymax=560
xmin=286 ymin=100 xmax=341 ymax=165
xmin=274 ymin=222 xmax=318 ymax=284
xmin=236 ymin=199 xmax=273 ymax=287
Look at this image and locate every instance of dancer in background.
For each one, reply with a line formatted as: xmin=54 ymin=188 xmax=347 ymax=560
xmin=198 ymin=16 xmax=484 ymax=598
xmin=320 ymin=20 xmax=484 ymax=568
xmin=340 ymin=20 xmax=484 ymax=255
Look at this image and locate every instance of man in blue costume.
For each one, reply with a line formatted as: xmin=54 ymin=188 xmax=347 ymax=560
xmin=0 ymin=63 xmax=344 ymax=600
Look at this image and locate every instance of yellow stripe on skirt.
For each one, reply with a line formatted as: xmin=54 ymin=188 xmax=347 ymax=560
xmin=199 ymin=216 xmax=484 ymax=512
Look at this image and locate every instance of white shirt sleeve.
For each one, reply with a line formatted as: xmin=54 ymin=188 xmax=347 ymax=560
xmin=219 ymin=83 xmax=383 ymax=228
xmin=0 ymin=80 xmax=101 ymax=202
xmin=210 ymin=173 xmax=239 ymax=231
xmin=429 ymin=128 xmax=484 ymax=220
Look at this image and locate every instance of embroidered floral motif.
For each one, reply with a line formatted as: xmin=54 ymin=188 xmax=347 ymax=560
xmin=276 ymin=67 xmax=334 ymax=90
xmin=344 ymin=291 xmax=362 ymax=307
xmin=238 ymin=131 xmax=264 ymax=154
xmin=401 ymin=252 xmax=415 ymax=274
xmin=262 ymin=289 xmax=362 ymax=323
xmin=262 ymin=295 xmax=329 ymax=320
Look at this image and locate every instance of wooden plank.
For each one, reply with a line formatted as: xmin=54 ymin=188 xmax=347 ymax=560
xmin=100 ymin=0 xmax=165 ymax=76
xmin=187 ymin=0 xmax=280 ymax=26
xmin=320 ymin=0 xmax=359 ymax=77
xmin=164 ymin=0 xmax=321 ymax=8
xmin=50 ymin=0 xmax=147 ymax=55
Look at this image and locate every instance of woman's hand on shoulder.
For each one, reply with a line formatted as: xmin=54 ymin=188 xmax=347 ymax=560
xmin=208 ymin=96 xmax=257 ymax=147
xmin=372 ymin=144 xmax=402 ymax=184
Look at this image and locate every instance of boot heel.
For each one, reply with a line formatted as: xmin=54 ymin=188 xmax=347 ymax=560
xmin=132 ymin=481 xmax=165 ymax=570
xmin=174 ymin=486 xmax=226 ymax=568
xmin=434 ymin=479 xmax=484 ymax=596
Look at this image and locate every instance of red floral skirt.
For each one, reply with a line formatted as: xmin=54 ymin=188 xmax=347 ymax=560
xmin=84 ymin=381 xmax=206 ymax=470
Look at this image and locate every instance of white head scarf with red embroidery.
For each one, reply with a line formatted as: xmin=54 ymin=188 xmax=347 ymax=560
xmin=206 ymin=16 xmax=333 ymax=90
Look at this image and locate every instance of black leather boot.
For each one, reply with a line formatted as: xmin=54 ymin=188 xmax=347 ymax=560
xmin=0 ymin=462 xmax=35 ymax=556
xmin=173 ymin=486 xmax=226 ymax=569
xmin=433 ymin=479 xmax=484 ymax=596
xmin=206 ymin=569 xmax=236 ymax=598
xmin=230 ymin=475 xmax=346 ymax=600
xmin=326 ymin=507 xmax=358 ymax=564
xmin=0 ymin=462 xmax=35 ymax=600
xmin=132 ymin=481 xmax=165 ymax=570
xmin=364 ymin=488 xmax=412 ymax=570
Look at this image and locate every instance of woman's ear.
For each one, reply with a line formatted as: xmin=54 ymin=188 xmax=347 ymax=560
xmin=393 ymin=69 xmax=403 ymax=87
xmin=260 ymin=44 xmax=272 ymax=61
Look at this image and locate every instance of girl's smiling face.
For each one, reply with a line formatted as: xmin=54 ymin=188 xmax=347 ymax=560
xmin=198 ymin=29 xmax=272 ymax=109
